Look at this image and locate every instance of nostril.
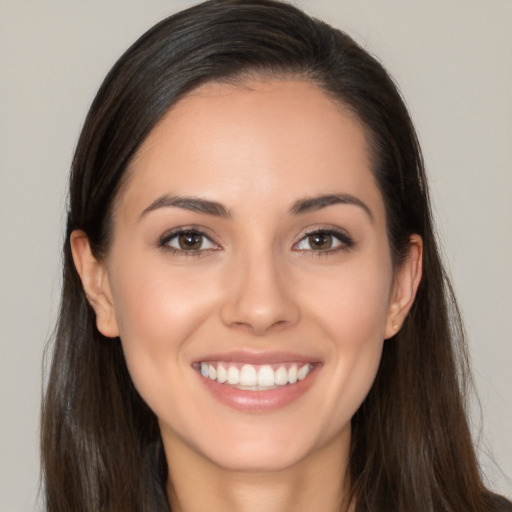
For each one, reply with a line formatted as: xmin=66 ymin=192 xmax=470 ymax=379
xmin=219 ymin=260 xmax=301 ymax=333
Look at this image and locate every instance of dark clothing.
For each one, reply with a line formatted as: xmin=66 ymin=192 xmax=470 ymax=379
xmin=492 ymin=494 xmax=512 ymax=512
xmin=146 ymin=440 xmax=512 ymax=512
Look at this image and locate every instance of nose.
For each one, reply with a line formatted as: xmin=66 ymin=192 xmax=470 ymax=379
xmin=220 ymin=251 xmax=300 ymax=336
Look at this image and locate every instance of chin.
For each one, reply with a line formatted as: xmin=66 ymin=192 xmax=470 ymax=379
xmin=184 ymin=417 xmax=351 ymax=474
xmin=204 ymin=444 xmax=312 ymax=473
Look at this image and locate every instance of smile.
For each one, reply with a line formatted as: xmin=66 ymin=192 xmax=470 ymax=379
xmin=192 ymin=353 xmax=320 ymax=412
xmin=198 ymin=362 xmax=314 ymax=390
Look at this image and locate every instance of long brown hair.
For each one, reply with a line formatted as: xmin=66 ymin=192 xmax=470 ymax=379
xmin=41 ymin=1 xmax=504 ymax=510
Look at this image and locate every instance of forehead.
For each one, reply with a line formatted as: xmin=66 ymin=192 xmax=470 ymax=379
xmin=116 ymin=79 xmax=383 ymax=223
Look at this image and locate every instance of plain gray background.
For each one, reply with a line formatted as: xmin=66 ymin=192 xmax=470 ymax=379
xmin=0 ymin=1 xmax=511 ymax=510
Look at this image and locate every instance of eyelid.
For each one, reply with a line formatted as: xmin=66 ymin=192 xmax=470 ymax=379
xmin=156 ymin=224 xmax=353 ymax=255
xmin=293 ymin=226 xmax=354 ymax=252
xmin=158 ymin=225 xmax=222 ymax=254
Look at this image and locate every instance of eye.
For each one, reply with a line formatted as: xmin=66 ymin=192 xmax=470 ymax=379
xmin=294 ymin=229 xmax=353 ymax=252
xmin=161 ymin=230 xmax=218 ymax=252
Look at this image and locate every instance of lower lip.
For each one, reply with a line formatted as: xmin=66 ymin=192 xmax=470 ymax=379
xmin=197 ymin=365 xmax=320 ymax=413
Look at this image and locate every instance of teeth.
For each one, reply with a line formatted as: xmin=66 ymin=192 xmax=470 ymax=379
xmin=239 ymin=364 xmax=257 ymax=386
xmin=199 ymin=362 xmax=313 ymax=388
xmin=297 ymin=364 xmax=310 ymax=381
xmin=257 ymin=365 xmax=275 ymax=387
xmin=274 ymin=366 xmax=288 ymax=386
xmin=217 ymin=364 xmax=227 ymax=383
xmin=227 ymin=366 xmax=239 ymax=385
xmin=288 ymin=365 xmax=298 ymax=384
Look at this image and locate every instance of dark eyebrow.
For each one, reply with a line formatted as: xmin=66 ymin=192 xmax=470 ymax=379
xmin=289 ymin=194 xmax=373 ymax=222
xmin=139 ymin=194 xmax=231 ymax=219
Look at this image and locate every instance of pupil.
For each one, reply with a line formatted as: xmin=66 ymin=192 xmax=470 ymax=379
xmin=309 ymin=233 xmax=332 ymax=250
xmin=179 ymin=232 xmax=202 ymax=250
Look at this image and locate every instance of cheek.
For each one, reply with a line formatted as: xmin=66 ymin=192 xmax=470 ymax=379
xmin=306 ymin=255 xmax=393 ymax=342
xmin=300 ymin=256 xmax=392 ymax=423
xmin=327 ymin=262 xmax=391 ymax=382
xmin=106 ymin=258 xmax=220 ymax=399
xmin=111 ymin=256 xmax=216 ymax=340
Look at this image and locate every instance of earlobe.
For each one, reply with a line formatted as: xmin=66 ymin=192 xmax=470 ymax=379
xmin=384 ymin=234 xmax=423 ymax=339
xmin=70 ymin=230 xmax=120 ymax=338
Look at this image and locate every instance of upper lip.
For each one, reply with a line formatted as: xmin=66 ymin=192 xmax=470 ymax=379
xmin=192 ymin=350 xmax=321 ymax=366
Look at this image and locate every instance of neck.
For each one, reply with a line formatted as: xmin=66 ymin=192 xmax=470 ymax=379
xmin=163 ymin=432 xmax=353 ymax=512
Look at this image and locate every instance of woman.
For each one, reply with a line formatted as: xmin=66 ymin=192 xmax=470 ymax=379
xmin=40 ymin=1 xmax=511 ymax=511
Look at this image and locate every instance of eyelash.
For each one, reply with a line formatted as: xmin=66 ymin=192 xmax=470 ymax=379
xmin=293 ymin=228 xmax=354 ymax=255
xmin=158 ymin=227 xmax=220 ymax=256
xmin=158 ymin=227 xmax=354 ymax=256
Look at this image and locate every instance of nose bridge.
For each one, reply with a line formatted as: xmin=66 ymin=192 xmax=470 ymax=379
xmin=220 ymin=243 xmax=299 ymax=334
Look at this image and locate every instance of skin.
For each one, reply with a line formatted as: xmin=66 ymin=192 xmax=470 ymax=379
xmin=71 ymin=79 xmax=422 ymax=512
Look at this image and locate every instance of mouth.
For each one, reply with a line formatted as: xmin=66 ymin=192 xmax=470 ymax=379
xmin=194 ymin=361 xmax=314 ymax=390
xmin=192 ymin=353 xmax=320 ymax=412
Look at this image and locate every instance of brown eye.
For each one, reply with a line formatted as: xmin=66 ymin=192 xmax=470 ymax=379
xmin=307 ymin=232 xmax=333 ymax=250
xmin=163 ymin=230 xmax=217 ymax=252
xmin=178 ymin=232 xmax=203 ymax=250
xmin=294 ymin=229 xmax=353 ymax=253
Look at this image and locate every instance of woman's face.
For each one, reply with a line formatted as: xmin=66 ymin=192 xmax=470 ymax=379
xmin=77 ymin=79 xmax=420 ymax=472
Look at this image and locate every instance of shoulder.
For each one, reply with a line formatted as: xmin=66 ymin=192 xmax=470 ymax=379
xmin=491 ymin=494 xmax=512 ymax=512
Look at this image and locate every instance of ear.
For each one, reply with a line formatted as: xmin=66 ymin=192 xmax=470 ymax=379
xmin=384 ymin=234 xmax=423 ymax=339
xmin=70 ymin=230 xmax=119 ymax=338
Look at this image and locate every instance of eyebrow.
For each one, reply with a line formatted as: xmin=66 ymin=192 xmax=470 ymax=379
xmin=289 ymin=193 xmax=373 ymax=222
xmin=139 ymin=192 xmax=373 ymax=222
xmin=139 ymin=194 xmax=231 ymax=219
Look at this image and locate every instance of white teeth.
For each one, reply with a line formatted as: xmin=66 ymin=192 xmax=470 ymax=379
xmin=257 ymin=365 xmax=275 ymax=387
xmin=274 ymin=365 xmax=288 ymax=385
xmin=239 ymin=364 xmax=257 ymax=386
xmin=200 ymin=362 xmax=313 ymax=388
xmin=297 ymin=364 xmax=310 ymax=381
xmin=227 ymin=366 xmax=239 ymax=385
xmin=288 ymin=365 xmax=298 ymax=384
xmin=217 ymin=364 xmax=227 ymax=383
